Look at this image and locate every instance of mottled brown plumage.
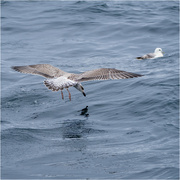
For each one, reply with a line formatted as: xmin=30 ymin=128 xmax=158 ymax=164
xmin=12 ymin=64 xmax=143 ymax=101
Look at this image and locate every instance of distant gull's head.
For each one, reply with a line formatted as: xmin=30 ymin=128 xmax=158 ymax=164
xmin=154 ymin=48 xmax=164 ymax=54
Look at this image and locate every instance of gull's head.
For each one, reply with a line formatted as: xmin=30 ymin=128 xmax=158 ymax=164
xmin=154 ymin=48 xmax=164 ymax=54
xmin=74 ymin=83 xmax=86 ymax=96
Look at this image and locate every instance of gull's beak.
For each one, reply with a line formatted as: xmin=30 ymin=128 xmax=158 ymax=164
xmin=162 ymin=52 xmax=165 ymax=54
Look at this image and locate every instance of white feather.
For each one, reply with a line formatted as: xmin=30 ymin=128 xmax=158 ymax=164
xmin=44 ymin=76 xmax=77 ymax=91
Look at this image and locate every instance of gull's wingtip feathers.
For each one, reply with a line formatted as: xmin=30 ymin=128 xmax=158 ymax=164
xmin=11 ymin=66 xmax=16 ymax=70
xmin=134 ymin=73 xmax=144 ymax=77
xmin=11 ymin=66 xmax=22 ymax=72
xmin=136 ymin=57 xmax=143 ymax=60
xmin=11 ymin=65 xmax=31 ymax=75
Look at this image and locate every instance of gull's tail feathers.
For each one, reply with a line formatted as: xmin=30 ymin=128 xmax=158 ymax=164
xmin=44 ymin=77 xmax=77 ymax=92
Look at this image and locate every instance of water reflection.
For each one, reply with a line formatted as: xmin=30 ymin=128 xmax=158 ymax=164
xmin=62 ymin=119 xmax=86 ymax=139
xmin=62 ymin=106 xmax=89 ymax=139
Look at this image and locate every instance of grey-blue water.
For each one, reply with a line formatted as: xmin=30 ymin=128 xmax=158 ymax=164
xmin=1 ymin=1 xmax=179 ymax=179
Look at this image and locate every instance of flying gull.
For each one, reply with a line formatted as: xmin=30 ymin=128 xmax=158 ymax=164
xmin=136 ymin=48 xmax=164 ymax=60
xmin=12 ymin=64 xmax=143 ymax=101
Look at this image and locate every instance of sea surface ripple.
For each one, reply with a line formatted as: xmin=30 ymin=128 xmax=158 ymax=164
xmin=1 ymin=1 xmax=179 ymax=179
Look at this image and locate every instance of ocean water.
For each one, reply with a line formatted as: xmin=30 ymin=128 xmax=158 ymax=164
xmin=1 ymin=1 xmax=179 ymax=179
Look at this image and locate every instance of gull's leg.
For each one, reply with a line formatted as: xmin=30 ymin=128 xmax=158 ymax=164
xmin=61 ymin=90 xmax=64 ymax=100
xmin=66 ymin=89 xmax=71 ymax=101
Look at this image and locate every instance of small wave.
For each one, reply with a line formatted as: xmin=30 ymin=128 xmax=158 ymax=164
xmin=125 ymin=167 xmax=179 ymax=179
xmin=2 ymin=128 xmax=41 ymax=143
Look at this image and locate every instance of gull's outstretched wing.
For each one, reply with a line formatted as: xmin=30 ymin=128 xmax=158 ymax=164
xmin=11 ymin=64 xmax=67 ymax=78
xmin=74 ymin=68 xmax=143 ymax=82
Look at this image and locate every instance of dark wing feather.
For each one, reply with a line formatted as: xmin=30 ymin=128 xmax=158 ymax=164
xmin=136 ymin=53 xmax=155 ymax=60
xmin=74 ymin=68 xmax=143 ymax=82
xmin=11 ymin=64 xmax=67 ymax=78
